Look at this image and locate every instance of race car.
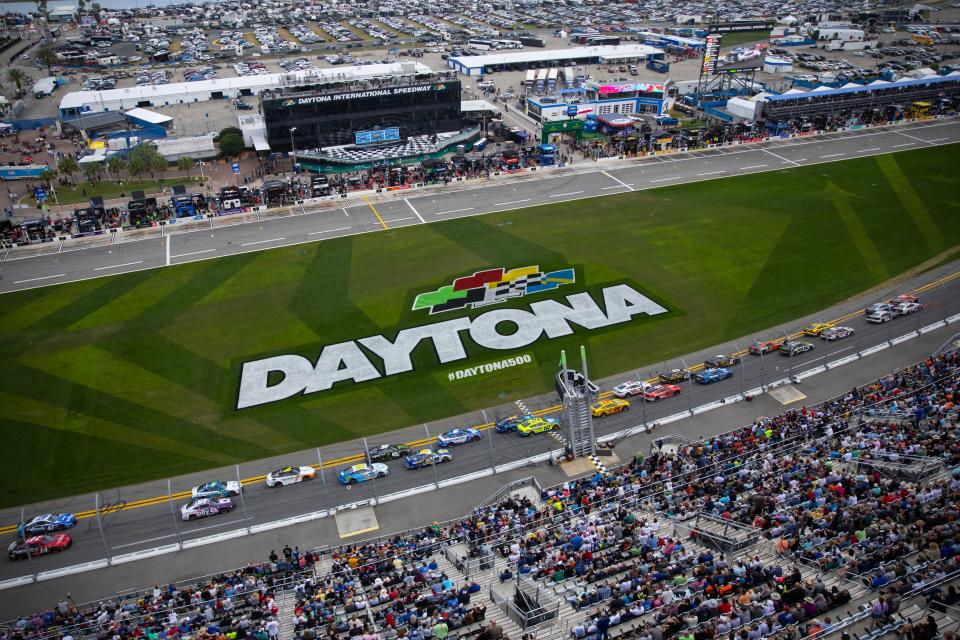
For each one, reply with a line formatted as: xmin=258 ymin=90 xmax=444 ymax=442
xmin=265 ymin=465 xmax=316 ymax=487
xmin=658 ymin=368 xmax=691 ymax=384
xmin=404 ymin=448 xmax=452 ymax=469
xmin=893 ymin=301 xmax=922 ymax=315
xmin=437 ymin=428 xmax=482 ymax=447
xmin=802 ymin=322 xmax=834 ymax=337
xmin=591 ymin=399 xmax=630 ymax=417
xmin=17 ymin=514 xmax=77 ymax=537
xmin=780 ymin=341 xmax=815 ymax=356
xmin=704 ymin=354 xmax=740 ymax=368
xmin=517 ymin=417 xmax=559 ymax=436
xmin=612 ymin=380 xmax=651 ymax=398
xmin=642 ymin=384 xmax=682 ymax=402
xmin=865 ymin=302 xmax=895 ymax=323
xmin=821 ymin=326 xmax=855 ymax=341
xmin=191 ymin=480 xmax=242 ymax=499
xmin=749 ymin=339 xmax=783 ymax=355
xmin=888 ymin=294 xmax=919 ymax=305
xmin=338 ymin=462 xmax=389 ymax=485
xmin=8 ymin=534 xmax=72 ymax=560
xmin=694 ymin=368 xmax=732 ymax=384
xmin=366 ymin=443 xmax=412 ymax=463
xmin=180 ymin=497 xmax=235 ymax=521
xmin=495 ymin=415 xmax=531 ymax=433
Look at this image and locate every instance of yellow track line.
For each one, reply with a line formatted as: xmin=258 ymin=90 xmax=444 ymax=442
xmin=3 ymin=270 xmax=956 ymax=535
xmin=363 ymin=195 xmax=389 ymax=230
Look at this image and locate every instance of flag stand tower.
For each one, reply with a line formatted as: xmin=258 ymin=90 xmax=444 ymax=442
xmin=556 ymin=346 xmax=599 ymax=457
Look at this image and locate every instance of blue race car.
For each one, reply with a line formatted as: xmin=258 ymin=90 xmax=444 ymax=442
xmin=18 ymin=513 xmax=77 ymax=537
xmin=694 ymin=367 xmax=732 ymax=384
xmin=338 ymin=462 xmax=390 ymax=485
xmin=404 ymin=448 xmax=453 ymax=469
xmin=494 ymin=415 xmax=531 ymax=433
xmin=437 ymin=427 xmax=482 ymax=447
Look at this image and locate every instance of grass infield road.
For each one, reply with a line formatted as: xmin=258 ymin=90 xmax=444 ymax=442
xmin=0 ymin=144 xmax=958 ymax=507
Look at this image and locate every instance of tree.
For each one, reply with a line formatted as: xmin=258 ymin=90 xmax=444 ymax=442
xmin=6 ymin=68 xmax=26 ymax=93
xmin=218 ymin=132 xmax=244 ymax=158
xmin=58 ymin=155 xmax=79 ymax=183
xmin=36 ymin=46 xmax=57 ymax=75
xmin=39 ymin=168 xmax=56 ymax=185
xmin=83 ymin=161 xmax=100 ymax=183
xmin=127 ymin=143 xmax=167 ymax=178
xmin=176 ymin=156 xmax=194 ymax=177
xmin=218 ymin=126 xmax=243 ymax=140
xmin=107 ymin=156 xmax=123 ymax=182
xmin=127 ymin=155 xmax=146 ymax=181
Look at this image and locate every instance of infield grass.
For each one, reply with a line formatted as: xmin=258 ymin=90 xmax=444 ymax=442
xmin=1 ymin=145 xmax=959 ymax=506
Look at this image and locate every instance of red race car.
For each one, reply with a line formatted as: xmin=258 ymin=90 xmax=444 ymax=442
xmin=749 ymin=339 xmax=783 ymax=355
xmin=7 ymin=534 xmax=72 ymax=560
xmin=642 ymin=384 xmax=682 ymax=401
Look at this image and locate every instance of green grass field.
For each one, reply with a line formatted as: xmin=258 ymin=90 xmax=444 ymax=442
xmin=717 ymin=29 xmax=772 ymax=47
xmin=1 ymin=145 xmax=959 ymax=507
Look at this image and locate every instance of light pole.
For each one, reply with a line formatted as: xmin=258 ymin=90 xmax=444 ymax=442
xmin=289 ymin=126 xmax=297 ymax=175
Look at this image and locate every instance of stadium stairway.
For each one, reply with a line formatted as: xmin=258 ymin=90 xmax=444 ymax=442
xmin=434 ymin=553 xmax=527 ymax=640
xmin=278 ymin=589 xmax=298 ymax=640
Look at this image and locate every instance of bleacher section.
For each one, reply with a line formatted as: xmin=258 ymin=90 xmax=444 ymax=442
xmin=4 ymin=347 xmax=960 ymax=640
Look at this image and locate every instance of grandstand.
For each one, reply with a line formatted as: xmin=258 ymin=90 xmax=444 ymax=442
xmin=5 ymin=344 xmax=960 ymax=640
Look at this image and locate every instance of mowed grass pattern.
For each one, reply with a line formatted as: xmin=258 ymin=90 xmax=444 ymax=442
xmin=1 ymin=145 xmax=959 ymax=507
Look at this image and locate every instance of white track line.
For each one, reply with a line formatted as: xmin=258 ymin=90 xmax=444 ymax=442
xmin=308 ymin=226 xmax=352 ymax=236
xmin=172 ymin=249 xmax=216 ymax=258
xmin=891 ymin=143 xmax=915 ymax=148
xmin=388 ymin=216 xmax=416 ymax=222
xmin=601 ymin=170 xmax=634 ymax=191
xmin=821 ymin=153 xmax=845 ymax=158
xmin=549 ymin=190 xmax=584 ymax=198
xmin=165 ymin=236 xmax=170 ymax=266
xmin=857 ymin=147 xmax=882 ymax=153
xmin=763 ymin=148 xmax=800 ymax=166
xmin=13 ymin=273 xmax=65 ymax=284
xmin=493 ymin=198 xmax=531 ymax=206
xmin=697 ymin=170 xmax=725 ymax=176
xmin=649 ymin=176 xmax=680 ymax=183
xmin=434 ymin=207 xmax=475 ymax=216
xmin=741 ymin=164 xmax=768 ymax=170
xmin=93 ymin=261 xmax=143 ymax=271
xmin=405 ymin=199 xmax=425 ymax=223
xmin=240 ymin=237 xmax=285 ymax=247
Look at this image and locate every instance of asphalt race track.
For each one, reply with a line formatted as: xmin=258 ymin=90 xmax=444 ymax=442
xmin=0 ymin=119 xmax=959 ymax=586
xmin=0 ymin=119 xmax=958 ymax=292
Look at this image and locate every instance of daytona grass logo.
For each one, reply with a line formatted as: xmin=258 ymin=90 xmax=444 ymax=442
xmin=236 ymin=268 xmax=668 ymax=409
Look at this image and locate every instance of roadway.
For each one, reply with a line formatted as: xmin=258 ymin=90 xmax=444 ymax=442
xmin=0 ymin=259 xmax=957 ymax=583
xmin=1 ymin=119 xmax=958 ymax=292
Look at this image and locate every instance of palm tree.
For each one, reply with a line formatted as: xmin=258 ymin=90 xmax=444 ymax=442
xmin=83 ymin=162 xmax=100 ymax=184
xmin=107 ymin=156 xmax=123 ymax=182
xmin=58 ymin=155 xmax=80 ymax=184
xmin=36 ymin=46 xmax=57 ymax=75
xmin=6 ymin=68 xmax=26 ymax=93
xmin=176 ymin=156 xmax=193 ymax=178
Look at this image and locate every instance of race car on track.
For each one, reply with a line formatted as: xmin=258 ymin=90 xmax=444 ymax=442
xmin=865 ymin=302 xmax=896 ymax=323
xmin=893 ymin=301 xmax=922 ymax=316
xmin=17 ymin=514 xmax=76 ymax=537
xmin=802 ymin=322 xmax=834 ymax=337
xmin=8 ymin=534 xmax=72 ymax=560
xmin=704 ymin=354 xmax=740 ymax=368
xmin=749 ymin=339 xmax=783 ymax=355
xmin=694 ymin=368 xmax=732 ymax=384
xmin=517 ymin=417 xmax=559 ymax=436
xmin=658 ymin=369 xmax=691 ymax=384
xmin=338 ymin=462 xmax=389 ymax=485
xmin=591 ymin=399 xmax=630 ymax=417
xmin=191 ymin=480 xmax=242 ymax=498
xmin=265 ymin=465 xmax=316 ymax=487
xmin=889 ymin=294 xmax=919 ymax=305
xmin=404 ymin=448 xmax=452 ymax=469
xmin=612 ymin=380 xmax=652 ymax=398
xmin=495 ymin=415 xmax=531 ymax=433
xmin=821 ymin=326 xmax=855 ymax=341
xmin=780 ymin=341 xmax=815 ymax=356
xmin=366 ymin=444 xmax=412 ymax=463
xmin=642 ymin=384 xmax=682 ymax=401
xmin=180 ymin=497 xmax=235 ymax=521
xmin=437 ymin=427 xmax=482 ymax=447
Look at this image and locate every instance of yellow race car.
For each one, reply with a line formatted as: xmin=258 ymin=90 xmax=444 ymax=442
xmin=517 ymin=417 xmax=560 ymax=436
xmin=591 ymin=399 xmax=630 ymax=417
xmin=802 ymin=322 xmax=835 ymax=336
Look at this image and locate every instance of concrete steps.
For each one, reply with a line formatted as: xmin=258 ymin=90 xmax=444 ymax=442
xmin=277 ymin=589 xmax=298 ymax=640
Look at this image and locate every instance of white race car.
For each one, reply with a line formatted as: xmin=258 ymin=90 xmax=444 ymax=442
xmin=180 ymin=497 xmax=235 ymax=521
xmin=191 ymin=480 xmax=242 ymax=498
xmin=265 ymin=465 xmax=317 ymax=487
xmin=612 ymin=380 xmax=652 ymax=398
xmin=893 ymin=301 xmax=922 ymax=316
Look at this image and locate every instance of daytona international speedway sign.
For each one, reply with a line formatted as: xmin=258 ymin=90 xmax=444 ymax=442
xmin=236 ymin=266 xmax=667 ymax=409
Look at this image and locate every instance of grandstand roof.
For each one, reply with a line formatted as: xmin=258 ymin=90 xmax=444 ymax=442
xmin=448 ymin=45 xmax=663 ymax=71
xmin=765 ymin=73 xmax=960 ymax=102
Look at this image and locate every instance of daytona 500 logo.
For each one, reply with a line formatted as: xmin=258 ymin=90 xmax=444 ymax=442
xmin=236 ymin=272 xmax=667 ymax=409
